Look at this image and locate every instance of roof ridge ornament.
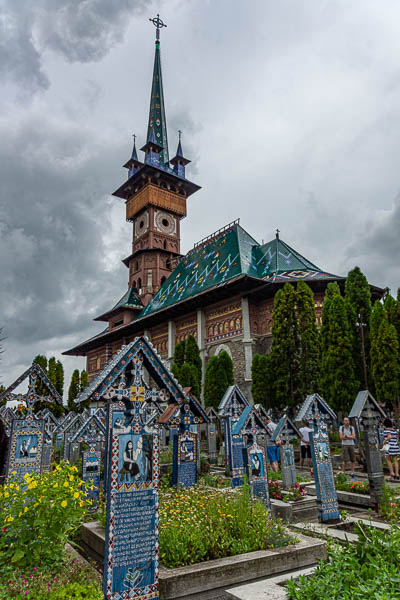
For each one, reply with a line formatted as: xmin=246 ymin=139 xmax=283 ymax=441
xmin=149 ymin=13 xmax=167 ymax=42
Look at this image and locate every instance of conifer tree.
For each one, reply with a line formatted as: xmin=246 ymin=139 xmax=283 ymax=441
xmin=32 ymin=355 xmax=48 ymax=397
xmin=68 ymin=369 xmax=80 ymax=411
xmin=204 ymin=354 xmax=231 ymax=410
xmin=321 ymin=294 xmax=359 ymax=413
xmin=55 ymin=360 xmax=64 ymax=397
xmin=270 ymin=283 xmax=299 ymax=408
xmin=394 ymin=289 xmax=400 ymax=346
xmin=80 ymin=370 xmax=89 ymax=391
xmin=218 ymin=350 xmax=234 ymax=386
xmin=171 ymin=340 xmax=186 ymax=381
xmin=373 ymin=319 xmax=400 ymax=410
xmin=251 ymin=354 xmax=272 ymax=407
xmin=178 ymin=363 xmax=201 ymax=399
xmin=320 ymin=282 xmax=341 ymax=353
xmin=370 ymin=301 xmax=385 ymax=397
xmin=48 ymin=357 xmax=57 ymax=388
xmin=296 ymin=281 xmax=321 ymax=399
xmin=384 ymin=294 xmax=397 ymax=326
xmin=184 ymin=334 xmax=202 ymax=397
xmin=345 ymin=266 xmax=372 ymax=388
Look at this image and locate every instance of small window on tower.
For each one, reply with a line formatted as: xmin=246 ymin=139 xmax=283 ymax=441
xmin=166 ymin=258 xmax=172 ymax=270
xmin=138 ymin=277 xmax=142 ymax=291
xmin=162 ymin=218 xmax=169 ymax=228
xmin=161 ymin=276 xmax=166 ymax=285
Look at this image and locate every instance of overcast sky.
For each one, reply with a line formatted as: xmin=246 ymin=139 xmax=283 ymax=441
xmin=1 ymin=0 xmax=400 ymax=396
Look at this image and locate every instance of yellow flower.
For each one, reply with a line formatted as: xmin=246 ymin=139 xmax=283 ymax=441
xmin=61 ymin=500 xmax=67 ymax=508
xmin=27 ymin=481 xmax=37 ymax=490
xmin=4 ymin=492 xmax=9 ymax=498
xmin=73 ymin=492 xmax=79 ymax=499
xmin=79 ymin=501 xmax=84 ymax=507
xmin=7 ymin=516 xmax=14 ymax=523
xmin=63 ymin=481 xmax=69 ymax=488
xmin=11 ymin=471 xmax=16 ymax=475
xmin=53 ymin=483 xmax=58 ymax=488
xmin=69 ymin=475 xmax=74 ymax=482
xmin=24 ymin=506 xmax=29 ymax=513
xmin=56 ymin=465 xmax=61 ymax=471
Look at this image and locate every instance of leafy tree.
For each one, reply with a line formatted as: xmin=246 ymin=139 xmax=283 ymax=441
xmin=251 ymin=354 xmax=272 ymax=407
xmin=296 ymin=281 xmax=321 ymax=399
xmin=373 ymin=319 xmax=400 ymax=410
xmin=345 ymin=266 xmax=372 ymax=388
xmin=48 ymin=357 xmax=57 ymax=388
xmin=204 ymin=352 xmax=233 ymax=410
xmin=68 ymin=369 xmax=80 ymax=411
xmin=55 ymin=360 xmax=64 ymax=397
xmin=321 ymin=293 xmax=359 ymax=413
xmin=270 ymin=283 xmax=300 ymax=408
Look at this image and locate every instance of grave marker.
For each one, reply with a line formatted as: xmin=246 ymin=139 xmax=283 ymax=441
xmin=218 ymin=385 xmax=249 ymax=478
xmin=71 ymin=413 xmax=106 ymax=505
xmin=349 ymin=390 xmax=386 ymax=507
xmin=0 ymin=364 xmax=62 ymax=479
xmin=296 ymin=394 xmax=339 ymax=522
xmin=232 ymin=406 xmax=270 ymax=504
xmin=74 ymin=336 xmax=191 ymax=600
xmin=271 ymin=415 xmax=302 ymax=489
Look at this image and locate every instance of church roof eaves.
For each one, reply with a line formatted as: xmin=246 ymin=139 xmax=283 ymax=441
xmin=94 ymin=286 xmax=144 ymax=322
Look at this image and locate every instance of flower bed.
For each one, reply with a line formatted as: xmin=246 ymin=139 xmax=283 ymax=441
xmin=268 ymin=480 xmax=308 ymax=503
xmin=335 ymin=472 xmax=370 ymax=495
xmin=159 ymin=483 xmax=294 ymax=568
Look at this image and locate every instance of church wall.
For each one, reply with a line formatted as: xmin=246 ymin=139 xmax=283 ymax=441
xmin=204 ymin=298 xmax=243 ymax=345
xmin=206 ymin=337 xmax=247 ymax=390
xmin=150 ymin=323 xmax=168 ymax=358
xmin=175 ymin=313 xmax=197 ymax=343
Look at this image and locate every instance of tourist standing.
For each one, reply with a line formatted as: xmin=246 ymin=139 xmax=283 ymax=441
xmin=339 ymin=417 xmax=357 ymax=477
xmin=299 ymin=422 xmax=313 ymax=469
xmin=382 ymin=418 xmax=400 ymax=481
xmin=266 ymin=417 xmax=281 ymax=473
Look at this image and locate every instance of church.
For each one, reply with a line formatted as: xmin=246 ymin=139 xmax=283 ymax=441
xmin=64 ymin=17 xmax=381 ymax=399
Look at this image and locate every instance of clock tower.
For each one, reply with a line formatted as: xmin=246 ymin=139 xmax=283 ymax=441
xmin=113 ymin=15 xmax=200 ymax=305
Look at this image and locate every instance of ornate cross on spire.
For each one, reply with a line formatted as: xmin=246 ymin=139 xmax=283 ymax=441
xmin=149 ymin=13 xmax=167 ymax=41
xmin=276 ymin=228 xmax=280 ymax=240
xmin=178 ymin=129 xmax=182 ymax=142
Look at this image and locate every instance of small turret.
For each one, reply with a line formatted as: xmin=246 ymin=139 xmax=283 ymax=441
xmin=170 ymin=131 xmax=190 ymax=178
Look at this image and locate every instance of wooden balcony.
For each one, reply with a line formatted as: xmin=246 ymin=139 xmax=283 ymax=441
xmin=126 ymin=184 xmax=187 ymax=221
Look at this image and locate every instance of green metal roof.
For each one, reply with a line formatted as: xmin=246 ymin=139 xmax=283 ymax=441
xmin=139 ymin=223 xmax=339 ymax=319
xmin=147 ymin=40 xmax=169 ymax=167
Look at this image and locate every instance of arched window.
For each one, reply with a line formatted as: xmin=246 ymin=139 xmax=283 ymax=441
xmin=252 ymin=321 xmax=258 ymax=334
xmin=134 ymin=260 xmax=139 ymax=271
xmin=224 ymin=321 xmax=229 ymax=333
xmin=219 ymin=322 xmax=223 ymax=334
xmin=235 ymin=317 xmax=241 ymax=330
xmin=163 ymin=240 xmax=167 ymax=249
xmin=138 ymin=277 xmax=142 ymax=291
xmin=208 ymin=326 xmax=213 ymax=337
xmin=166 ymin=257 xmax=172 ymax=270
xmin=230 ymin=319 xmax=235 ymax=330
xmin=160 ymin=276 xmax=166 ymax=285
xmin=133 ymin=280 xmax=136 ymax=288
xmin=213 ymin=325 xmax=218 ymax=336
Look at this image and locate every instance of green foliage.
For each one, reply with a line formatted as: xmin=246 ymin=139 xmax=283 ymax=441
xmin=335 ymin=473 xmax=370 ymax=494
xmin=321 ymin=291 xmax=359 ymax=413
xmin=32 ymin=355 xmax=48 ymax=396
xmin=0 ymin=559 xmax=102 ymax=600
xmin=174 ymin=340 xmax=186 ymax=368
xmin=345 ymin=267 xmax=372 ymax=388
xmin=55 ymin=360 xmax=64 ymax=397
xmin=68 ymin=369 xmax=80 ymax=412
xmin=287 ymin=523 xmax=400 ymax=599
xmin=270 ymin=283 xmax=300 ymax=408
xmin=48 ymin=357 xmax=57 ymax=388
xmin=0 ymin=463 xmax=93 ymax=570
xmin=218 ymin=350 xmax=234 ymax=386
xmin=171 ymin=336 xmax=202 ymax=399
xmin=373 ymin=319 xmax=400 ymax=408
xmin=159 ymin=483 xmax=294 ymax=568
xmin=296 ymin=280 xmax=321 ymax=398
xmin=251 ymin=353 xmax=272 ymax=407
xmin=204 ymin=352 xmax=234 ymax=410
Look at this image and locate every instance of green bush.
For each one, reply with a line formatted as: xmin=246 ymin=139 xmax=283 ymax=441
xmin=287 ymin=523 xmax=400 ymax=599
xmin=0 ymin=462 xmax=93 ymax=569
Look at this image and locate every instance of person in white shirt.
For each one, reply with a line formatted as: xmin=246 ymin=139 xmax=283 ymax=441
xmin=266 ymin=417 xmax=281 ymax=472
xmin=299 ymin=422 xmax=313 ymax=468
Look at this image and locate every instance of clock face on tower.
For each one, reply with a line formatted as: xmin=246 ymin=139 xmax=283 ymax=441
xmin=154 ymin=210 xmax=176 ymax=235
xmin=135 ymin=211 xmax=149 ymax=237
